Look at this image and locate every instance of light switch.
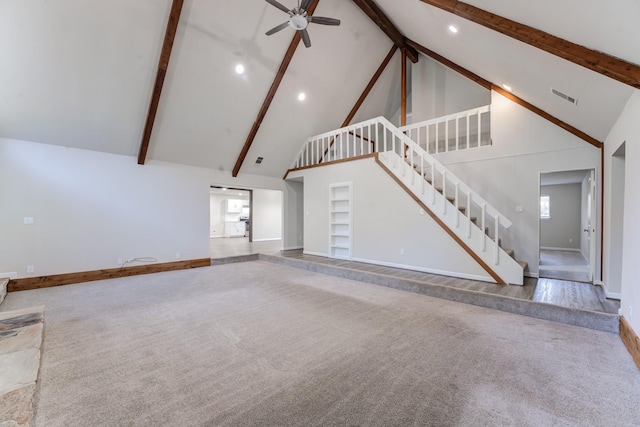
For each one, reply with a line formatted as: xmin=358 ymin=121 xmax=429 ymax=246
xmin=515 ymin=206 xmax=524 ymax=213
xmin=23 ymin=217 xmax=34 ymax=225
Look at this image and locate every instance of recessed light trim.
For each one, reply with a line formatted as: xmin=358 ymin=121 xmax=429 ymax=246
xmin=235 ymin=64 xmax=245 ymax=74
xmin=298 ymin=92 xmax=306 ymax=101
xmin=502 ymin=84 xmax=512 ymax=92
xmin=448 ymin=25 xmax=458 ymax=34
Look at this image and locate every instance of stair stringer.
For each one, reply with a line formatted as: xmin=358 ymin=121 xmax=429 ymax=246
xmin=376 ymin=151 xmax=524 ymax=285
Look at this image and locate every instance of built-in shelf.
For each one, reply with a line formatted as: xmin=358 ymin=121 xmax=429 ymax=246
xmin=329 ymin=183 xmax=352 ymax=259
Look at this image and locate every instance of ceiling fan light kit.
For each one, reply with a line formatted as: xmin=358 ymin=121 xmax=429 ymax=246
xmin=265 ymin=0 xmax=341 ymax=48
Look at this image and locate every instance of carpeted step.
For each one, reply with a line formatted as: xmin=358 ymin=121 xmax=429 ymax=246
xmin=517 ymin=260 xmax=528 ymax=272
xmin=505 ymin=248 xmax=515 ymax=258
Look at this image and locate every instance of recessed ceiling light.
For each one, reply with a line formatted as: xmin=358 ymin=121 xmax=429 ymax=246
xmin=502 ymin=84 xmax=513 ymax=92
xmin=448 ymin=25 xmax=458 ymax=34
xmin=298 ymin=92 xmax=306 ymax=101
xmin=222 ymin=188 xmax=228 ymax=191
xmin=235 ymin=64 xmax=245 ymax=74
xmin=238 ymin=192 xmax=243 ymax=196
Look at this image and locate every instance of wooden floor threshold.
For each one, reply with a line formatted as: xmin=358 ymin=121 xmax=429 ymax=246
xmin=621 ymin=316 xmax=640 ymax=371
xmin=8 ymin=258 xmax=211 ymax=292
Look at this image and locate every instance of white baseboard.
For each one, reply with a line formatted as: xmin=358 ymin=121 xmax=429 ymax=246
xmin=605 ymin=291 xmax=621 ymax=300
xmin=525 ymin=272 xmax=539 ymax=278
xmin=0 ymin=272 xmax=17 ymax=280
xmin=538 ymin=265 xmax=590 ymax=273
xmin=282 ymin=246 xmax=303 ymax=251
xmin=350 ymin=257 xmax=495 ymax=284
xmin=596 ymin=281 xmax=622 ymax=300
xmin=252 ymin=238 xmax=282 ymax=242
xmin=540 ymin=247 xmax=582 ymax=252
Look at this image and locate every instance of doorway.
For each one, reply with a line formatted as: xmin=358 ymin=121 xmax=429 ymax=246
xmin=209 ymin=186 xmax=283 ymax=259
xmin=538 ymin=169 xmax=596 ymax=283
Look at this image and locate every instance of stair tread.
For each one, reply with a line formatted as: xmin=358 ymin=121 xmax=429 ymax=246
xmin=516 ymin=260 xmax=528 ymax=271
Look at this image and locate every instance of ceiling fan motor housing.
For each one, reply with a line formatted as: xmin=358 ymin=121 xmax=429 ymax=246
xmin=289 ymin=14 xmax=308 ymax=30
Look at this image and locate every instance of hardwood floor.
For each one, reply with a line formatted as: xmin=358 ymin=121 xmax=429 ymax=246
xmin=209 ymin=238 xmax=619 ymax=315
xmin=210 ymin=237 xmax=282 ymax=259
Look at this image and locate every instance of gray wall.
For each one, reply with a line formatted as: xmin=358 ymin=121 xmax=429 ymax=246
xmin=540 ymin=183 xmax=582 ymax=250
xmin=288 ymin=157 xmax=492 ymax=282
xmin=430 ymin=91 xmax=600 ymax=277
xmin=411 ymin=55 xmax=491 ymax=122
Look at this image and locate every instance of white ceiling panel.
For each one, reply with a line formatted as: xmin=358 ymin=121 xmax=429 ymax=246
xmin=462 ymin=0 xmax=640 ymax=66
xmin=239 ymin=0 xmax=393 ymax=177
xmin=378 ymin=0 xmax=635 ymax=142
xmin=0 ymin=0 xmax=170 ymax=155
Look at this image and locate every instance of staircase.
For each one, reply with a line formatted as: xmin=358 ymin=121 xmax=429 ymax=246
xmin=289 ymin=113 xmax=527 ymax=285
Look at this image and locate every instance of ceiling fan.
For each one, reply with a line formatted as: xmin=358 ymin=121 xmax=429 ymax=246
xmin=265 ymin=0 xmax=341 ymax=48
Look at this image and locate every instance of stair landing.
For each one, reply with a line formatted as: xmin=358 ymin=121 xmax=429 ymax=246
xmin=257 ymin=251 xmax=619 ymax=333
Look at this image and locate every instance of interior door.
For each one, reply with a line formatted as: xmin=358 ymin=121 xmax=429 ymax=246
xmin=585 ymin=170 xmax=597 ymax=282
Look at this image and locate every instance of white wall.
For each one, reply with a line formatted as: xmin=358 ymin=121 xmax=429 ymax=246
xmin=289 ymin=157 xmax=492 ymax=281
xmin=0 ymin=138 xmax=211 ymax=277
xmin=604 ymin=90 xmax=640 ymax=329
xmin=0 ymin=138 xmax=290 ymax=278
xmin=282 ymin=180 xmax=304 ymax=250
xmin=209 ymin=193 xmax=226 ymax=238
xmin=252 ymin=189 xmax=282 ymax=242
xmin=430 ymin=91 xmax=601 ymax=277
xmin=540 ymin=184 xmax=581 ymax=250
xmin=411 ymin=56 xmax=491 ymax=123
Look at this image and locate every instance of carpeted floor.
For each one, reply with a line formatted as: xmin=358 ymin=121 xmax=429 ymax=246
xmin=2 ymin=261 xmax=639 ymax=426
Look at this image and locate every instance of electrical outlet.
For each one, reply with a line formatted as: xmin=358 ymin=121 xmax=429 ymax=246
xmin=117 ymin=258 xmax=123 ymax=266
xmin=26 ymin=265 xmax=34 ymax=274
xmin=515 ymin=206 xmax=524 ymax=213
xmin=400 ymin=248 xmax=405 ymax=255
xmin=23 ymin=217 xmax=34 ymax=225
xmin=175 ymin=252 xmax=181 ymax=259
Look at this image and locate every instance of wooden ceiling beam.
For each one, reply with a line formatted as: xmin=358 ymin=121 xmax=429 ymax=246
xmin=138 ymin=0 xmax=184 ymax=165
xmin=401 ymin=50 xmax=407 ymax=126
xmin=233 ymin=0 xmax=320 ymax=177
xmin=407 ymin=39 xmax=603 ymax=149
xmin=419 ymin=0 xmax=640 ymax=89
xmin=352 ymin=0 xmax=419 ymax=63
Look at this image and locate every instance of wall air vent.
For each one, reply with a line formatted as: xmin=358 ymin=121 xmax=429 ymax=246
xmin=551 ymin=87 xmax=578 ymax=105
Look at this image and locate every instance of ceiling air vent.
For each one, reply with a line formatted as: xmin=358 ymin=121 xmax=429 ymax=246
xmin=551 ymin=87 xmax=578 ymax=105
xmin=255 ymin=157 xmax=264 ymax=164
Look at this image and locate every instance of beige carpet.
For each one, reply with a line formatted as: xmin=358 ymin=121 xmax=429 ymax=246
xmin=2 ymin=261 xmax=639 ymax=426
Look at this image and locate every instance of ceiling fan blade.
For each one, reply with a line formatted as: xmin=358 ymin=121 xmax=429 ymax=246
xmin=300 ymin=28 xmax=311 ymax=48
xmin=309 ymin=16 xmax=341 ymax=26
xmin=300 ymin=0 xmax=313 ymax=11
xmin=265 ymin=0 xmax=291 ymax=14
xmin=266 ymin=21 xmax=291 ymax=36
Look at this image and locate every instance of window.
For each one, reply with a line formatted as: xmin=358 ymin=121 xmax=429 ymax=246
xmin=540 ymin=195 xmax=550 ymax=219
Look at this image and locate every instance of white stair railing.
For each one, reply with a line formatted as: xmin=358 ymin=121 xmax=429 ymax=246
xmin=289 ymin=114 xmax=523 ymax=285
xmin=399 ymin=105 xmax=491 ymax=154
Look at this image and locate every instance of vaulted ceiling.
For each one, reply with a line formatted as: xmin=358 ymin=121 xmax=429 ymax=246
xmin=1 ymin=0 xmax=638 ymax=179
